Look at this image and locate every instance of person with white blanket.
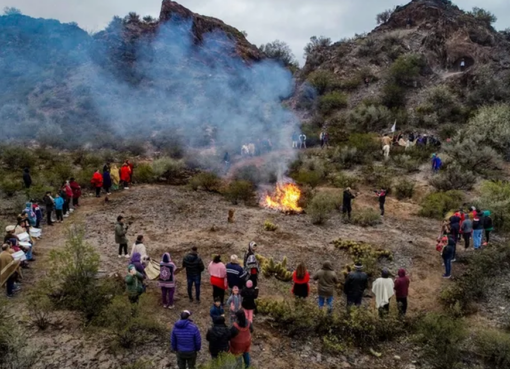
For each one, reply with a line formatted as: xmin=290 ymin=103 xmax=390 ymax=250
xmin=372 ymin=268 xmax=394 ymax=317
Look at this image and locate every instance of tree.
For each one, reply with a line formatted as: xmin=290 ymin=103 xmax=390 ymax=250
xmin=125 ymin=12 xmax=141 ymax=24
xmin=469 ymin=7 xmax=497 ymax=27
xmin=3 ymin=7 xmax=21 ymax=15
xmin=303 ymin=36 xmax=332 ymax=59
xmin=259 ymin=40 xmax=298 ymax=68
xmin=241 ymin=30 xmax=248 ymax=37
xmin=376 ymin=8 xmax=394 ymax=24
xmin=143 ymin=15 xmax=156 ymax=23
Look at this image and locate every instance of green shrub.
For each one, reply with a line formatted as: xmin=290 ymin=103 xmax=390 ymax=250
xmin=233 ymin=165 xmax=262 ymax=185
xmin=264 ymin=220 xmax=278 ymax=232
xmin=419 ymin=191 xmax=464 ymax=219
xmin=93 ymin=295 xmax=165 ymax=349
xmin=331 ymin=172 xmax=359 ymax=190
xmin=475 ymin=329 xmax=510 ymax=368
xmin=223 ymin=180 xmax=255 ymax=205
xmin=295 ymin=169 xmax=323 ymax=189
xmin=190 ymin=172 xmax=222 ymax=192
xmin=479 ymin=180 xmax=510 ymax=231
xmin=361 ymin=165 xmax=394 ymax=190
xmin=26 ymin=184 xmax=54 ymax=202
xmin=47 ymin=162 xmax=74 ymax=186
xmin=330 ymin=146 xmax=359 ymax=168
xmin=318 ymin=91 xmax=348 ymax=115
xmin=201 ymin=354 xmax=245 ymax=369
xmin=388 ymin=53 xmax=425 ymax=86
xmin=307 ymin=70 xmax=337 ymax=95
xmin=0 ymin=146 xmax=36 ymax=170
xmin=425 ymin=85 xmax=463 ymax=123
xmin=405 ymin=145 xmax=436 ymax=163
xmin=350 ymin=208 xmax=382 ymax=227
xmin=0 ymin=178 xmax=21 ymax=197
xmin=429 ymin=163 xmax=477 ymax=191
xmin=133 ymin=163 xmax=155 ymax=183
xmin=307 ymin=192 xmax=342 ymax=224
xmin=443 ymin=139 xmax=503 ymax=177
xmin=381 ymin=83 xmax=406 ymax=108
xmin=348 ymin=133 xmax=380 ymax=160
xmin=416 ymin=313 xmax=467 ymax=369
xmin=392 ymin=154 xmax=420 ymax=173
xmin=347 ymin=104 xmax=392 ymax=133
xmin=395 ymin=180 xmax=415 ymax=200
xmin=27 ymin=290 xmax=53 ymax=330
xmin=152 ymin=157 xmax=185 ymax=178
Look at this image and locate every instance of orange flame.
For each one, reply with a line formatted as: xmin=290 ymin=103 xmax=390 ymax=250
xmin=262 ymin=183 xmax=303 ymax=213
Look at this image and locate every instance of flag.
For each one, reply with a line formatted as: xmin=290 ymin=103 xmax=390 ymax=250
xmin=390 ymin=120 xmax=397 ymax=133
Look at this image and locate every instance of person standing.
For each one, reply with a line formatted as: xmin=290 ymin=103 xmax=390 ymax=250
xmin=43 ymin=191 xmax=54 ymax=226
xmin=372 ymin=268 xmax=394 ymax=317
xmin=442 ymin=237 xmax=455 ymax=278
xmin=159 ymin=253 xmax=176 ymax=309
xmin=241 ymin=280 xmax=258 ymax=323
xmin=63 ymin=180 xmax=74 ymax=212
xmin=313 ymin=261 xmax=338 ymax=313
xmin=183 ymin=246 xmax=205 ymax=303
xmin=125 ymin=264 xmax=144 ymax=303
xmin=394 ymin=269 xmax=410 ymax=317
xmin=342 ymin=187 xmax=357 ymax=220
xmin=431 ymin=154 xmax=442 ymax=174
xmin=292 ymin=132 xmax=299 ymax=148
xmin=69 ymin=178 xmax=81 ymax=207
xmin=375 ymin=189 xmax=387 ymax=217
xmin=120 ymin=163 xmax=131 ymax=189
xmin=292 ymin=262 xmax=310 ymax=299
xmin=226 ymin=255 xmax=248 ymax=291
xmin=230 ymin=310 xmax=253 ymax=368
xmin=449 ymin=212 xmax=461 ymax=245
xmin=243 ymin=241 xmax=260 ymax=288
xmin=299 ymin=133 xmax=307 ymax=149
xmin=344 ymin=263 xmax=368 ymax=308
xmin=54 ymin=194 xmax=64 ymax=223
xmin=171 ymin=310 xmax=202 ymax=369
xmin=115 ymin=215 xmax=130 ymax=258
xmin=22 ymin=168 xmax=32 ymax=189
xmin=319 ymin=131 xmax=325 ymax=148
xmin=130 ymin=252 xmax=147 ymax=280
xmin=32 ymin=202 xmax=43 ymax=229
xmin=208 ymin=255 xmax=228 ymax=305
xmin=226 ymin=286 xmax=243 ymax=324
xmin=472 ymin=212 xmax=484 ymax=250
xmin=461 ymin=214 xmax=473 ymax=250
xmin=91 ymin=170 xmax=103 ymax=198
xmin=209 ymin=297 xmax=225 ymax=321
xmin=483 ymin=211 xmax=494 ymax=245
xmin=110 ymin=164 xmax=120 ymax=191
xmin=206 ymin=316 xmax=231 ymax=359
xmin=130 ymin=235 xmax=148 ymax=262
xmin=381 ymin=134 xmax=392 ymax=159
xmin=103 ymin=168 xmax=112 ymax=195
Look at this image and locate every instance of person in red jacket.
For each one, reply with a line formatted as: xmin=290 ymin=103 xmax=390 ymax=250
xmin=90 ymin=170 xmax=103 ymax=198
xmin=120 ymin=163 xmax=132 ymax=190
xmin=230 ymin=309 xmax=253 ymax=368
xmin=126 ymin=160 xmax=134 ymax=183
xmin=291 ymin=262 xmax=310 ymax=298
xmin=394 ymin=268 xmax=410 ymax=317
xmin=70 ymin=178 xmax=82 ymax=207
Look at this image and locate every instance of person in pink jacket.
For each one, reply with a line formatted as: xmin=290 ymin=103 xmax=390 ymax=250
xmin=208 ymin=255 xmax=228 ymax=305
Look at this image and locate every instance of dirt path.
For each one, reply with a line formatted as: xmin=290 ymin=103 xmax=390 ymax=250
xmin=4 ymin=183 xmax=447 ymax=368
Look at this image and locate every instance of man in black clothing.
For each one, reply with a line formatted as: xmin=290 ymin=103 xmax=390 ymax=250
xmin=375 ymin=189 xmax=387 ymax=216
xmin=206 ymin=316 xmax=231 ymax=359
xmin=42 ymin=191 xmax=54 ymax=226
xmin=183 ymin=246 xmax=205 ymax=303
xmin=342 ymin=187 xmax=356 ymax=220
xmin=344 ymin=263 xmax=368 ymax=308
xmin=22 ymin=168 xmax=32 ymax=189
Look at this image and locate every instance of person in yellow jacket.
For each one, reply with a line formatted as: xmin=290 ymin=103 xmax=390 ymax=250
xmin=110 ymin=164 xmax=120 ymax=191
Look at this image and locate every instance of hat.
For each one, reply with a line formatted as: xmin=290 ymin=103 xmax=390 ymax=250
xmin=246 ymin=280 xmax=253 ymax=288
xmin=181 ymin=310 xmax=192 ymax=320
xmin=354 ymin=263 xmax=363 ymax=270
xmin=346 ymin=187 xmax=351 ymax=192
xmin=5 ymin=225 xmax=15 ymax=232
xmin=127 ymin=264 xmax=135 ymax=272
xmin=382 ymin=268 xmax=390 ymax=278
xmin=230 ymin=255 xmax=239 ymax=263
xmin=249 ymin=241 xmax=257 ymax=248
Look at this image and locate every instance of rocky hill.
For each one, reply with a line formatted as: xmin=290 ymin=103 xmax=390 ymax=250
xmin=0 ymin=1 xmax=291 ymax=151
xmin=297 ymin=0 xmax=510 ymax=143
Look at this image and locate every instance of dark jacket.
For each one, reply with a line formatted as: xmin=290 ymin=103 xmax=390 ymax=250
xmin=377 ymin=190 xmax=386 ymax=204
xmin=313 ymin=262 xmax=339 ymax=298
xmin=183 ymin=252 xmax=205 ymax=277
xmin=241 ymin=286 xmax=259 ymax=310
xmin=226 ymin=262 xmax=248 ymax=289
xmin=103 ymin=171 xmax=112 ymax=189
xmin=343 ymin=269 xmax=368 ymax=300
xmin=171 ymin=319 xmax=202 ymax=353
xmin=23 ymin=169 xmax=32 ymax=188
xmin=206 ymin=316 xmax=231 ymax=357
xmin=210 ymin=304 xmax=225 ymax=319
xmin=43 ymin=194 xmax=54 ymax=209
xmin=394 ymin=269 xmax=410 ymax=299
xmin=343 ymin=190 xmax=355 ymax=209
xmin=483 ymin=211 xmax=494 ymax=231
xmin=115 ymin=222 xmax=128 ymax=244
xmin=461 ymin=218 xmax=473 ymax=234
xmin=473 ymin=216 xmax=483 ymax=230
xmin=442 ymin=239 xmax=455 ymax=260
xmin=450 ymin=215 xmax=461 ymax=230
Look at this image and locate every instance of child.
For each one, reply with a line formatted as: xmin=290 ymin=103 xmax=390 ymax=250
xmin=54 ymin=194 xmax=64 ymax=222
xmin=210 ymin=297 xmax=225 ymax=321
xmin=226 ymin=286 xmax=243 ymax=323
xmin=241 ymin=280 xmax=259 ymax=323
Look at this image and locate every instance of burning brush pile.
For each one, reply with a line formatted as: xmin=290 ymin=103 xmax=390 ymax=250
xmin=261 ymin=182 xmax=303 ymax=214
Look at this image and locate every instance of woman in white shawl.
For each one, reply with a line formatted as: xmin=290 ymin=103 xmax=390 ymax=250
xmin=130 ymin=235 xmax=149 ymax=264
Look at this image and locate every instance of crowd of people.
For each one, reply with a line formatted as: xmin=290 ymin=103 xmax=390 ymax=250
xmin=91 ymin=160 xmax=134 ymax=197
xmin=437 ymin=207 xmax=494 ymax=278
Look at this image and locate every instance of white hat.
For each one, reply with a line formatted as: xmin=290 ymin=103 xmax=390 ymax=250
xmin=5 ymin=225 xmax=15 ymax=232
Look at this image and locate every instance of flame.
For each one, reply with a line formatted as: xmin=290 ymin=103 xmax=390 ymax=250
xmin=262 ymin=183 xmax=303 ymax=213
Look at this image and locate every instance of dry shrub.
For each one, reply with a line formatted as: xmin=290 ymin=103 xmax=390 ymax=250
xmin=479 ymin=180 xmax=510 ymax=231
xmin=190 ymin=172 xmax=222 ymax=192
xmin=263 ymin=220 xmax=278 ymax=232
xmin=395 ymin=179 xmax=415 ymax=200
xmin=201 ymin=354 xmax=243 ymax=369
xmin=307 ymin=192 xmax=342 ymax=224
xmin=392 ymin=154 xmax=420 ymax=173
xmin=27 ymin=290 xmax=54 ymax=330
xmin=152 ymin=157 xmax=184 ymax=178
xmin=429 ymin=163 xmax=477 ymax=191
xmin=361 ymin=165 xmax=394 ymax=190
xmin=331 ymin=172 xmax=359 ymax=190
xmin=134 ymin=163 xmax=155 ymax=183
xmin=418 ymin=190 xmax=464 ymax=219
xmin=223 ymin=180 xmax=255 ymax=205
xmin=350 ymin=208 xmax=382 ymax=227
xmin=474 ymin=329 xmax=510 ymax=368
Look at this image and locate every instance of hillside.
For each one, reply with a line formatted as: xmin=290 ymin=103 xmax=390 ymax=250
xmin=0 ymin=1 xmax=294 ymax=151
xmin=297 ymin=0 xmax=510 ymax=143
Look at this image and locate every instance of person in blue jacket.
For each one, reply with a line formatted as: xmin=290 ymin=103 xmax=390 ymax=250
xmin=226 ymin=255 xmax=248 ymax=291
xmin=431 ymin=154 xmax=442 ymax=174
xmin=54 ymin=194 xmax=65 ymax=222
xmin=171 ymin=310 xmax=201 ymax=369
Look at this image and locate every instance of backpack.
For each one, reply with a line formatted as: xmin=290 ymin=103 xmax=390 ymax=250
xmin=245 ymin=254 xmax=258 ymax=271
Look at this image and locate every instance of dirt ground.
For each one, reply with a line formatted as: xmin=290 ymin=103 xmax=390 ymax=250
xmin=4 ymin=180 xmax=449 ymax=369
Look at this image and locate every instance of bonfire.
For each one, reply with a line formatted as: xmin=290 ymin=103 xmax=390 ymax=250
xmin=262 ymin=182 xmax=303 ymax=213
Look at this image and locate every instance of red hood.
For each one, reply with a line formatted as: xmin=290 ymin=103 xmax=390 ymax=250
xmin=293 ymin=271 xmax=310 ymax=283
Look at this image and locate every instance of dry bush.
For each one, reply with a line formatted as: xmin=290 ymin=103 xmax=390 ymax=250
xmin=394 ymin=179 xmax=415 ymax=200
xmin=479 ymin=180 xmax=510 ymax=231
xmin=392 ymin=154 xmax=420 ymax=173
xmin=350 ymin=208 xmax=382 ymax=227
xmin=307 ymin=192 xmax=342 ymax=224
xmin=263 ymin=220 xmax=278 ymax=232
xmin=190 ymin=172 xmax=222 ymax=192
xmin=419 ymin=190 xmax=464 ymax=219
xmin=331 ymin=172 xmax=360 ymax=190
xmin=474 ymin=329 xmax=510 ymax=368
xmin=318 ymin=91 xmax=348 ymax=115
xmin=134 ymin=163 xmax=155 ymax=183
xmin=152 ymin=157 xmax=185 ymax=178
xmin=429 ymin=163 xmax=477 ymax=191
xmin=223 ymin=180 xmax=256 ymax=205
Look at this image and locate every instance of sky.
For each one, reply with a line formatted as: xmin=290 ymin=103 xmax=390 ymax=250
xmin=2 ymin=0 xmax=508 ymax=61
